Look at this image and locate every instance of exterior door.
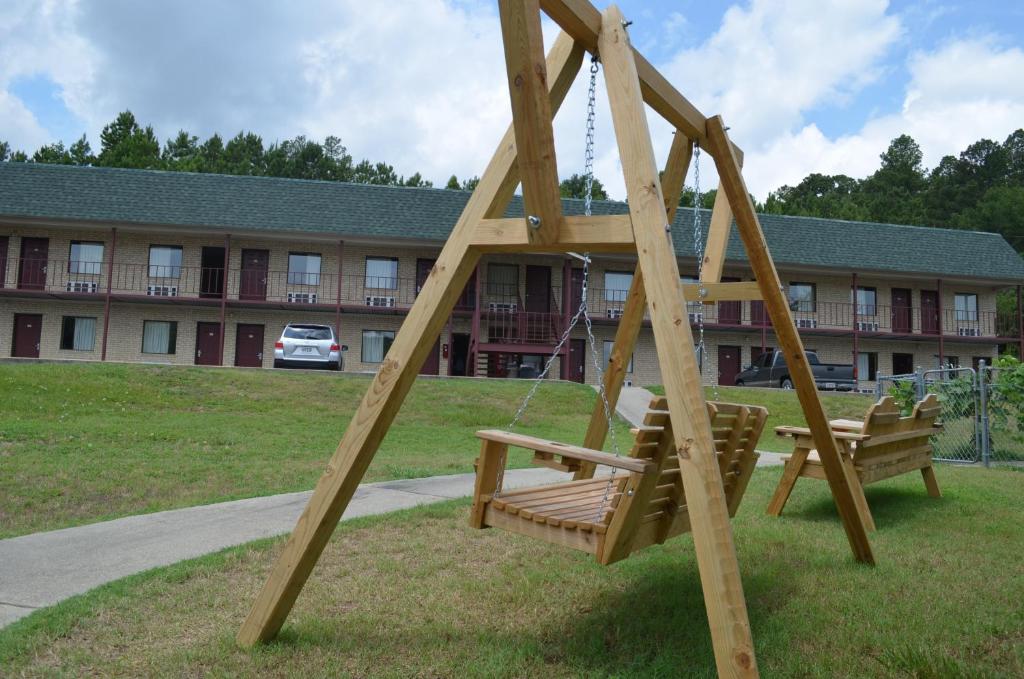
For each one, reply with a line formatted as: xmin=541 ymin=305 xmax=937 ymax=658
xmin=200 ymin=247 xmax=226 ymax=298
xmin=18 ymin=237 xmax=49 ymax=290
xmin=893 ymin=352 xmax=914 ymax=375
xmin=195 ymin=322 xmax=221 ymax=365
xmin=570 ymin=268 xmax=584 ymax=312
xmin=718 ymin=345 xmax=741 ymax=386
xmin=0 ymin=236 xmax=8 ymax=288
xmin=525 ymin=265 xmax=551 ymax=312
xmin=750 ymin=299 xmax=766 ymax=326
xmin=416 ymin=258 xmax=436 ymax=296
xmin=234 ymin=324 xmax=265 ymax=367
xmin=921 ymin=290 xmax=939 ymax=335
xmin=568 ymin=338 xmax=586 ymax=383
xmin=449 ymin=333 xmax=470 ymax=376
xmin=239 ymin=249 xmax=269 ymax=301
xmin=12 ymin=314 xmax=42 ymax=357
xmin=420 ymin=336 xmax=440 ymax=375
xmin=891 ymin=288 xmax=912 ymax=333
xmin=718 ymin=277 xmax=742 ymax=325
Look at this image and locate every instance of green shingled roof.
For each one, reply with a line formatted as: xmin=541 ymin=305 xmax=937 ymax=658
xmin=2 ymin=162 xmax=1022 ymax=282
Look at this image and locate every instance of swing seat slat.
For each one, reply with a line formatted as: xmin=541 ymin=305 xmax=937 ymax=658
xmin=469 ymin=397 xmax=769 ymax=565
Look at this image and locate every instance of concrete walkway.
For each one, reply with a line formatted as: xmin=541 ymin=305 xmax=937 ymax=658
xmin=0 ymin=467 xmax=571 ymax=630
xmin=0 ymin=388 xmax=781 ymax=631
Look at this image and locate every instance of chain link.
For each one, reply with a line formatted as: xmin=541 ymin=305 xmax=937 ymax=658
xmin=688 ymin=146 xmax=717 ymax=400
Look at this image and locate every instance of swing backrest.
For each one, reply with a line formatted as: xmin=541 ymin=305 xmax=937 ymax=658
xmin=598 ymin=397 xmax=768 ymax=564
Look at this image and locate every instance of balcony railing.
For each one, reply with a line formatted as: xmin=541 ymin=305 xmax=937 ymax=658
xmin=2 ymin=257 xmax=1018 ymax=341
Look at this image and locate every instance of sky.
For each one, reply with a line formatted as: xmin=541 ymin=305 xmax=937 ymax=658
xmin=1 ymin=0 xmax=1023 ymax=201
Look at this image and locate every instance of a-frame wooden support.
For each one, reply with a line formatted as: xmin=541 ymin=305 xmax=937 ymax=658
xmin=238 ymin=3 xmax=875 ymax=677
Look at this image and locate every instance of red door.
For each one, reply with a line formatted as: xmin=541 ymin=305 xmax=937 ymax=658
xmin=718 ymin=345 xmax=741 ymax=386
xmin=570 ymin=268 xmax=584 ymax=311
xmin=568 ymin=339 xmax=586 ymax=383
xmin=18 ymin=237 xmax=49 ymax=290
xmin=891 ymin=288 xmax=912 ymax=333
xmin=718 ymin=277 xmax=742 ymax=325
xmin=239 ymin=250 xmax=269 ymax=301
xmin=921 ymin=290 xmax=939 ymax=335
xmin=234 ymin=324 xmax=265 ymax=367
xmin=525 ymin=265 xmax=551 ymax=312
xmin=750 ymin=300 xmax=766 ymax=326
xmin=420 ymin=336 xmax=440 ymax=375
xmin=195 ymin=322 xmax=222 ymax=365
xmin=416 ymin=258 xmax=436 ymax=297
xmin=0 ymin=236 xmax=8 ymax=288
xmin=12 ymin=314 xmax=42 ymax=357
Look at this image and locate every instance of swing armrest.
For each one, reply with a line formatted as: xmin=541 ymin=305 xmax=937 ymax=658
xmin=475 ymin=430 xmax=654 ymax=474
xmin=774 ymin=426 xmax=869 ymax=442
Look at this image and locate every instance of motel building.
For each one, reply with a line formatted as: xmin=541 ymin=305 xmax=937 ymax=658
xmin=1 ymin=162 xmax=1023 ymax=390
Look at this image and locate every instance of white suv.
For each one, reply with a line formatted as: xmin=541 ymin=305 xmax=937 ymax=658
xmin=273 ymin=324 xmax=344 ymax=370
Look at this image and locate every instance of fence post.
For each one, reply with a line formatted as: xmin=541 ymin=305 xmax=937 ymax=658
xmin=978 ymin=359 xmax=990 ymax=467
xmin=874 ymin=377 xmax=882 ymax=400
xmin=914 ymin=366 xmax=926 ymax=402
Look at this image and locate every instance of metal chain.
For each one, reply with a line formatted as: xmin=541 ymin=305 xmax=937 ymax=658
xmin=689 ymin=146 xmax=718 ymax=400
xmin=583 ymin=55 xmax=599 ymax=218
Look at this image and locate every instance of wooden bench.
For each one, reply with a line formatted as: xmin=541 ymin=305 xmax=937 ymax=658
xmin=469 ymin=397 xmax=769 ymax=565
xmin=766 ymin=394 xmax=943 ymax=530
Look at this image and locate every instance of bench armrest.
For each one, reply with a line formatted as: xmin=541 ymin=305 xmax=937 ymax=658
xmin=475 ymin=429 xmax=654 ymax=474
xmin=774 ymin=425 xmax=869 ymax=442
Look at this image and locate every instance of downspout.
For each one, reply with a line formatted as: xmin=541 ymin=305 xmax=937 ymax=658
xmin=852 ymin=272 xmax=859 ymax=383
xmin=100 ymin=227 xmax=117 ymax=361
xmin=560 ymin=258 xmax=572 ymax=380
xmin=335 ymin=240 xmax=344 ymax=341
xmin=470 ymin=263 xmax=482 ymax=376
xmin=937 ymin=278 xmax=944 ymax=368
xmin=218 ymin=234 xmax=230 ymax=365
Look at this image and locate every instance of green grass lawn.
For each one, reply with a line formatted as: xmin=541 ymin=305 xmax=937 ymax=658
xmin=649 ymin=385 xmax=875 ymax=453
xmin=0 ymin=363 xmax=631 ymax=539
xmin=2 ymin=465 xmax=1021 ymax=677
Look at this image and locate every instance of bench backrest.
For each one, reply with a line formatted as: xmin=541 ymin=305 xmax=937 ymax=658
xmin=601 ymin=397 xmax=768 ymax=561
xmin=855 ymin=394 xmax=941 ymax=465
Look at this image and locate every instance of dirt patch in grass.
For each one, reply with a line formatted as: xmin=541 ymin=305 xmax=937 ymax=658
xmin=2 ymin=466 xmax=1021 ymax=677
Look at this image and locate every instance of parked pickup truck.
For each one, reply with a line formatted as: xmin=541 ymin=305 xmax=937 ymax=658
xmin=734 ymin=350 xmax=856 ymax=391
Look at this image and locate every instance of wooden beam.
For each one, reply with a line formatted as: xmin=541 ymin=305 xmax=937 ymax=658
xmin=576 ymin=130 xmax=693 ymax=479
xmin=236 ymin=32 xmax=586 ymax=647
xmin=682 ymin=280 xmax=763 ymax=303
xmin=598 ymin=9 xmax=757 ymax=678
xmin=499 ymin=0 xmax=563 ymax=243
xmin=471 ymin=215 xmax=634 ymax=253
xmin=704 ymin=114 xmax=875 ymax=566
xmin=537 ymin=0 xmax=742 ymax=162
xmin=700 ymin=183 xmax=732 ymax=284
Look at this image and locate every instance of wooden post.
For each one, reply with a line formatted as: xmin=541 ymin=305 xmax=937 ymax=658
xmin=218 ymin=233 xmax=230 ymax=365
xmin=599 ymin=10 xmax=757 ymax=676
xmin=701 ymin=183 xmax=733 ymax=284
xmin=705 ymin=115 xmax=874 ymax=565
xmin=237 ymin=32 xmax=585 ymax=647
xmin=575 ymin=131 xmax=692 ymax=479
xmin=100 ymin=227 xmax=116 ymax=361
xmin=499 ymin=0 xmax=563 ymax=242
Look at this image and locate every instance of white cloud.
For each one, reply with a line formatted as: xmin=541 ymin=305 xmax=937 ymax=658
xmin=744 ymin=36 xmax=1024 ymax=197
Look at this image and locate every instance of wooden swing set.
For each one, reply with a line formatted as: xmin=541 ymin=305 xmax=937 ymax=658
xmin=237 ymin=3 xmax=879 ymax=676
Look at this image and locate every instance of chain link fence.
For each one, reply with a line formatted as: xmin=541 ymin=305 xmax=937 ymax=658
xmin=876 ymin=361 xmax=1024 ymax=466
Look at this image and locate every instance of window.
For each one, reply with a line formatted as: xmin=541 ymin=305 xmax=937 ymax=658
xmin=142 ymin=321 xmax=177 ymax=354
xmin=365 ymin=257 xmax=398 ymax=289
xmin=487 ymin=264 xmax=518 ymax=298
xmin=603 ymin=340 xmax=634 ymax=373
xmin=852 ymin=286 xmax=877 ymax=316
xmin=69 ymin=241 xmax=103 ymax=275
xmin=787 ymin=282 xmax=815 ymax=312
xmin=60 ymin=316 xmax=96 ymax=351
xmin=288 ymin=253 xmax=321 ymax=286
xmin=955 ymin=293 xmax=978 ymax=322
xmin=935 ymin=355 xmax=960 ymax=369
xmin=605 ymin=271 xmax=633 ymax=302
xmin=362 ymin=330 xmax=394 ymax=363
xmin=856 ymin=352 xmax=877 ymax=381
xmin=148 ymin=246 xmax=182 ymax=278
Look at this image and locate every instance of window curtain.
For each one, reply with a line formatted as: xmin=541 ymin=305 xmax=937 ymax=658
xmin=143 ymin=321 xmax=170 ymax=353
xmin=73 ymin=317 xmax=96 ymax=351
xmin=71 ymin=243 xmax=104 ymax=275
xmin=362 ymin=331 xmax=394 ymax=362
xmin=149 ymin=248 xmax=182 ymax=278
xmin=289 ymin=255 xmax=321 ymax=286
xmin=604 ymin=272 xmax=633 ymax=302
xmin=365 ymin=259 xmax=398 ymax=289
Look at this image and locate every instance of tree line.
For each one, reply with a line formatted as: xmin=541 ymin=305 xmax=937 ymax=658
xmin=2 ymin=111 xmax=1022 ymax=254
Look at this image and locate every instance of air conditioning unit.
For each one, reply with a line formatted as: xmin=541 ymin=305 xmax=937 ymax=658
xmin=147 ymin=285 xmax=178 ymax=297
xmin=957 ymin=327 xmax=981 ymax=337
xmin=66 ymin=281 xmax=98 ymax=293
xmin=489 ymin=302 xmax=517 ymax=313
xmin=856 ymin=321 xmax=879 ymax=332
xmin=607 ymin=308 xmax=624 ymax=320
xmin=795 ymin=318 xmax=818 ymax=329
xmin=365 ymin=295 xmax=396 ymax=308
xmin=287 ymin=292 xmax=318 ymax=303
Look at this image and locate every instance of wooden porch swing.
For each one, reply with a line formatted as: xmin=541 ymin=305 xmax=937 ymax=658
xmin=237 ymin=3 xmax=880 ymax=677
